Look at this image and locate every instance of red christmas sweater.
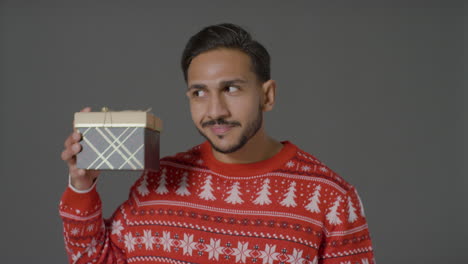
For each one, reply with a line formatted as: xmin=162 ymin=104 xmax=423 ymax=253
xmin=59 ymin=141 xmax=375 ymax=264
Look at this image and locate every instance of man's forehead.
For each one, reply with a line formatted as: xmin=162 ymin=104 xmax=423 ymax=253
xmin=187 ymin=49 xmax=256 ymax=82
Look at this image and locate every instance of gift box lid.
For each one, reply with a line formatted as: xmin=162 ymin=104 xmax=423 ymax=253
xmin=74 ymin=109 xmax=163 ymax=132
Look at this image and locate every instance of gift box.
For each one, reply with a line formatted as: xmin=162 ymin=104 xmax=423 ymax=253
xmin=74 ymin=109 xmax=162 ymax=171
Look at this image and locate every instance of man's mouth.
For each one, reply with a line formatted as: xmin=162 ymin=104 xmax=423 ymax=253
xmin=210 ymin=125 xmax=234 ymax=135
xmin=201 ymin=119 xmax=241 ymax=136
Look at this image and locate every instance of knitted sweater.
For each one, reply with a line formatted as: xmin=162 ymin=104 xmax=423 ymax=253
xmin=59 ymin=141 xmax=375 ymax=264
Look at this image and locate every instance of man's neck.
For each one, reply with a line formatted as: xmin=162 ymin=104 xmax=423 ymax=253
xmin=211 ymin=129 xmax=283 ymax=164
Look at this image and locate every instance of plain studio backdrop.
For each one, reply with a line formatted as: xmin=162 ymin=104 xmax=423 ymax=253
xmin=0 ymin=1 xmax=466 ymax=263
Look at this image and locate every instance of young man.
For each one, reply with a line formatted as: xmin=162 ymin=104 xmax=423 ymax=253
xmin=60 ymin=23 xmax=375 ymax=264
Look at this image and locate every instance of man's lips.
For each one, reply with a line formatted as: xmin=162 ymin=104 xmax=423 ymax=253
xmin=210 ymin=125 xmax=234 ymax=135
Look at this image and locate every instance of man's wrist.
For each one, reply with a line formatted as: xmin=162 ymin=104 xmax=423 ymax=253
xmin=68 ymin=174 xmax=97 ymax=193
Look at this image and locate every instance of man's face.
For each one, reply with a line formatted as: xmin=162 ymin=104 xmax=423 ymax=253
xmin=186 ymin=48 xmax=264 ymax=154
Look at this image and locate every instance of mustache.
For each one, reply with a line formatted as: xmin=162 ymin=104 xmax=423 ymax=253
xmin=201 ymin=119 xmax=241 ymax=128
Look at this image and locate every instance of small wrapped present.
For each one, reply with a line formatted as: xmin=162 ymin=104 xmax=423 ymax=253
xmin=74 ymin=108 xmax=162 ymax=171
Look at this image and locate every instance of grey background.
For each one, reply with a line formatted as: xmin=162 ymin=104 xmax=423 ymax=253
xmin=0 ymin=1 xmax=465 ymax=263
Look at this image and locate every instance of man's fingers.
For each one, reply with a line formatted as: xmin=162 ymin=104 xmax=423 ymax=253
xmin=73 ymin=107 xmax=91 ymax=131
xmin=69 ymin=163 xmax=84 ymax=176
xmin=61 ymin=143 xmax=81 ymax=161
xmin=61 ymin=148 xmax=76 ymax=162
xmin=64 ymin=134 xmax=73 ymax=148
xmin=64 ymin=132 xmax=81 ymax=148
xmin=72 ymin=143 xmax=81 ymax=153
xmin=76 ymin=168 xmax=86 ymax=176
xmin=72 ymin=132 xmax=81 ymax=142
xmin=69 ymin=165 xmax=85 ymax=178
xmin=65 ymin=107 xmax=94 ymax=189
xmin=69 ymin=155 xmax=76 ymax=165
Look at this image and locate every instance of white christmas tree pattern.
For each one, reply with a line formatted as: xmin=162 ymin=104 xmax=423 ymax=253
xmin=137 ymin=173 xmax=150 ymax=196
xmin=253 ymin=178 xmax=272 ymax=205
xmin=155 ymin=168 xmax=169 ymax=194
xmin=347 ymin=196 xmax=358 ymax=223
xmin=225 ymin=181 xmax=244 ymax=204
xmin=356 ymin=189 xmax=366 ymax=217
xmin=280 ymin=181 xmax=297 ymax=207
xmin=305 ymin=185 xmax=321 ymax=213
xmin=198 ymin=175 xmax=216 ymax=201
xmin=326 ymin=195 xmax=343 ymax=225
xmin=176 ymin=172 xmax=191 ymax=196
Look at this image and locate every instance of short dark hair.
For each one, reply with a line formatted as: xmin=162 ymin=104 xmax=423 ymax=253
xmin=181 ymin=23 xmax=271 ymax=83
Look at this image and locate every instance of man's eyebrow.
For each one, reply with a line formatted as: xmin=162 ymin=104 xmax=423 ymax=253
xmin=187 ymin=84 xmax=206 ymax=91
xmin=220 ymin=79 xmax=248 ymax=86
xmin=187 ymin=79 xmax=247 ymax=91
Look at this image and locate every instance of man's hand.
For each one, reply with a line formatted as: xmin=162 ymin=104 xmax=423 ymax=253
xmin=61 ymin=107 xmax=100 ymax=191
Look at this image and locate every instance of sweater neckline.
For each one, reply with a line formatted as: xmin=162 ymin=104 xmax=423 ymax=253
xmin=200 ymin=140 xmax=297 ymax=177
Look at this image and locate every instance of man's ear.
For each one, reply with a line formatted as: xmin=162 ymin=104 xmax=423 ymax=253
xmin=261 ymin=79 xmax=276 ymax=112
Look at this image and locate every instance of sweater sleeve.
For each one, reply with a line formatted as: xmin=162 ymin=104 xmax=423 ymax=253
xmin=58 ymin=182 xmax=127 ymax=264
xmin=319 ymin=187 xmax=376 ymax=264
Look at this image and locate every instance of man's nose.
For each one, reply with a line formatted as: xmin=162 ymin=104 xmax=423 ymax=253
xmin=207 ymin=94 xmax=230 ymax=120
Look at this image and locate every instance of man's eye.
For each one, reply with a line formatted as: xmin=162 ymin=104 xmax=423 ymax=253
xmin=193 ymin=90 xmax=206 ymax=97
xmin=226 ymin=86 xmax=239 ymax=93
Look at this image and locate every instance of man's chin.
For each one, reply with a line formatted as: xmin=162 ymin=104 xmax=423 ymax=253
xmin=207 ymin=135 xmax=249 ymax=154
xmin=197 ymin=128 xmax=248 ymax=154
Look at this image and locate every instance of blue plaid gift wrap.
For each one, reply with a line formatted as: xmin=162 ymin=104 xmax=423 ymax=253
xmin=74 ymin=110 xmax=162 ymax=171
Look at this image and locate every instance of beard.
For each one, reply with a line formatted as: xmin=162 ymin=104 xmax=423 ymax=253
xmin=196 ymin=105 xmax=263 ymax=154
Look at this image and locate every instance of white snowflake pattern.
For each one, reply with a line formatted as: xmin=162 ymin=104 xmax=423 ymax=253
xmin=234 ymin=241 xmax=251 ymax=263
xmin=124 ymin=232 xmax=136 ymax=252
xmin=142 ymin=229 xmax=154 ymax=250
xmin=207 ymin=238 xmax=223 ymax=260
xmin=311 ymin=256 xmax=319 ymax=264
xmin=286 ymin=161 xmax=295 ymax=168
xmin=71 ymin=252 xmax=82 ymax=262
xmin=161 ymin=231 xmax=172 ymax=252
xmin=260 ymin=244 xmax=279 ymax=264
xmin=86 ymin=224 xmax=94 ymax=232
xmin=301 ymin=165 xmax=311 ymax=171
xmin=111 ymin=220 xmax=124 ymax=236
xmin=85 ymin=238 xmax=97 ymax=257
xmin=70 ymin=227 xmax=80 ymax=236
xmin=288 ymin=248 xmax=306 ymax=264
xmin=320 ymin=166 xmax=328 ymax=172
xmin=181 ymin=233 xmax=195 ymax=256
xmin=117 ymin=231 xmax=328 ymax=264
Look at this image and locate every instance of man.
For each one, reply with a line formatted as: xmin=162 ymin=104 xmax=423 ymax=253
xmin=60 ymin=23 xmax=375 ymax=264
